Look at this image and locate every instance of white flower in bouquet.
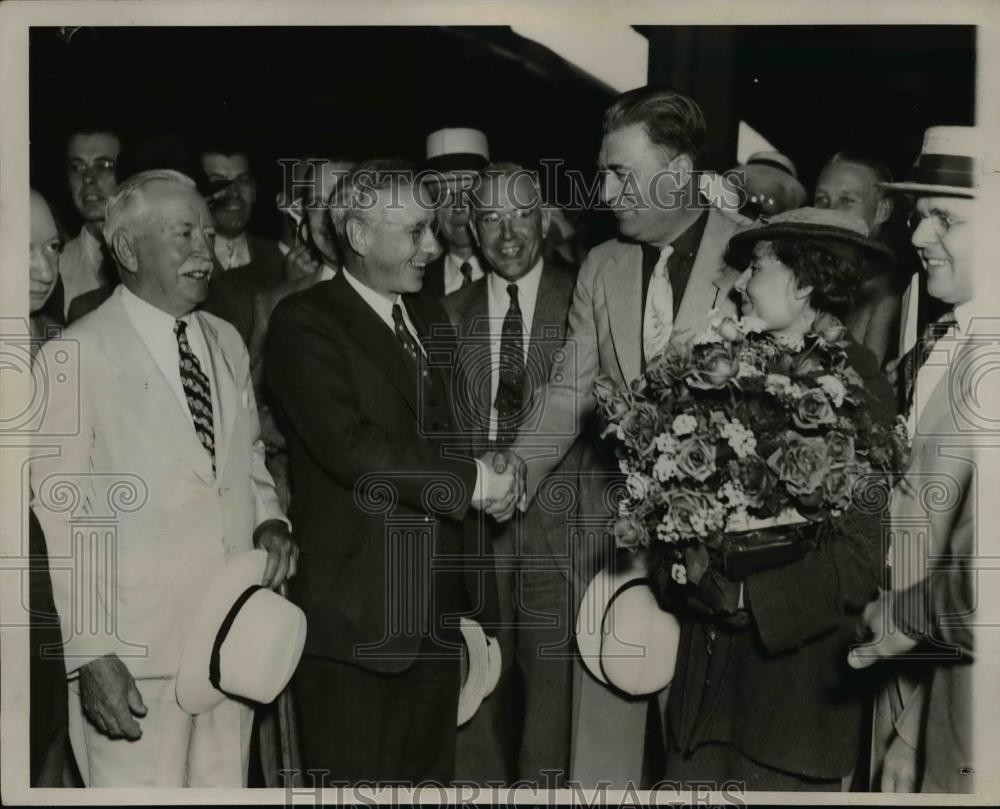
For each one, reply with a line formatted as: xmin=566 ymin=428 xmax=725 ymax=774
xmin=774 ymin=332 xmax=805 ymax=352
xmin=692 ymin=329 xmax=724 ymax=346
xmin=718 ymin=480 xmax=748 ymax=508
xmin=765 ymin=373 xmax=794 ymax=397
xmin=740 ymin=315 xmax=769 ymax=335
xmin=625 ymin=472 xmax=650 ymax=501
xmin=671 ymin=563 xmax=688 ymax=585
xmin=655 ymin=433 xmax=680 ymax=453
xmin=719 ymin=419 xmax=758 ymax=459
xmin=652 ymin=453 xmax=680 ymax=482
xmin=816 ymin=374 xmax=847 ymax=407
xmin=672 ymin=414 xmax=698 ymax=436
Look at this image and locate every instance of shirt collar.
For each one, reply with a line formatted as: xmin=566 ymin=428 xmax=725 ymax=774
xmin=342 ymin=267 xmax=402 ymax=327
xmin=487 ymin=255 xmax=544 ymax=303
xmin=79 ymin=226 xmax=104 ymax=262
xmin=445 ymin=252 xmax=481 ymax=277
xmin=643 ymin=209 xmax=709 ymax=261
xmin=119 ymin=283 xmax=195 ymax=334
xmin=953 ymin=301 xmax=973 ymax=336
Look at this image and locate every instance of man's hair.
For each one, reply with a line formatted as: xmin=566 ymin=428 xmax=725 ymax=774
xmin=825 ymin=151 xmax=894 ymax=190
xmin=603 ymin=86 xmax=707 ymax=164
xmin=333 ymin=158 xmax=418 ymax=241
xmin=469 ymin=162 xmax=543 ymax=212
xmin=103 ymin=169 xmax=195 ymax=248
xmin=197 ymin=136 xmax=252 ymax=170
xmin=764 ymin=238 xmax=861 ymax=319
xmin=65 ymin=120 xmax=122 ymax=150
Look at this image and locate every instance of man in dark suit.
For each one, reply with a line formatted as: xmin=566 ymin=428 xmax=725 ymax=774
xmin=198 ymin=143 xmax=285 ymax=345
xmin=266 ymin=160 xmax=515 ymax=784
xmin=443 ymin=164 xmax=578 ymax=786
xmin=422 ymin=128 xmax=490 ymax=299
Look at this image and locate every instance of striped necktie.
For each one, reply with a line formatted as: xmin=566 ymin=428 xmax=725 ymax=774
xmin=642 ymin=245 xmax=674 ymax=363
xmin=495 ymin=283 xmax=526 ymax=447
xmin=174 ymin=320 xmax=215 ymax=473
xmin=898 ymin=308 xmax=957 ymax=418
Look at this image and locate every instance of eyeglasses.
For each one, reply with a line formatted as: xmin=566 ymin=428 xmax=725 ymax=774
xmin=67 ymin=157 xmax=116 ymax=177
xmin=367 ymin=218 xmax=441 ymax=245
xmin=475 ymin=208 xmax=537 ymax=231
xmin=907 ymin=208 xmax=968 ymax=237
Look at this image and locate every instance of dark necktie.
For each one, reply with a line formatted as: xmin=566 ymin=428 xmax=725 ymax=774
xmin=899 ymin=308 xmax=957 ymax=418
xmin=459 ymin=260 xmax=474 ymax=289
xmin=391 ymin=302 xmax=424 ymax=380
xmin=174 ymin=320 xmax=215 ymax=473
xmin=495 ymin=283 xmax=526 ymax=446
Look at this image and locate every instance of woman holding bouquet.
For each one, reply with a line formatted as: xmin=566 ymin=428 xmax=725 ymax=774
xmin=630 ymin=209 xmax=903 ymax=790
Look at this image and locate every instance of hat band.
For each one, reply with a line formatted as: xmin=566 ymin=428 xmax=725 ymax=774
xmin=908 ymin=153 xmax=975 ymax=188
xmin=426 ymin=153 xmax=488 ymax=174
xmin=596 ymin=576 xmax=653 ymax=685
xmin=746 ymin=157 xmax=795 ymax=177
xmin=209 ymin=584 xmax=264 ymax=692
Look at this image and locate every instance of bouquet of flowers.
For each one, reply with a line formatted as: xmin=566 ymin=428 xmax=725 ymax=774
xmin=594 ymin=313 xmax=910 ymax=590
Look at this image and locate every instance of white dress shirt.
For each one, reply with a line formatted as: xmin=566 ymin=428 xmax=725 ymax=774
xmin=486 ymin=257 xmax=544 ymax=442
xmin=59 ymin=227 xmax=106 ymax=317
xmin=119 ymin=285 xmax=219 ymax=444
xmin=214 ymin=233 xmax=251 ymax=270
xmin=443 ymin=252 xmax=484 ymax=296
xmin=906 ymin=302 xmax=970 ymax=439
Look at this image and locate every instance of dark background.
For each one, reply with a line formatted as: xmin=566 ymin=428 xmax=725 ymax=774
xmin=29 ymin=25 xmax=975 ymax=244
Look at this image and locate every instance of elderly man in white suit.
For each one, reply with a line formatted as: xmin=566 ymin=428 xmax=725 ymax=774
xmin=30 ymin=169 xmax=297 ymax=788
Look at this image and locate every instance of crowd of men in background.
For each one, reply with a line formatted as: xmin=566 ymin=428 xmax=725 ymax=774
xmin=26 ymin=82 xmax=979 ymax=794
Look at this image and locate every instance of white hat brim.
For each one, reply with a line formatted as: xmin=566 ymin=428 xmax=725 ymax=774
xmin=878 ymin=181 xmax=975 ymax=198
xmin=457 ymin=617 xmax=490 ymax=726
xmin=176 ymin=550 xmax=268 ymax=715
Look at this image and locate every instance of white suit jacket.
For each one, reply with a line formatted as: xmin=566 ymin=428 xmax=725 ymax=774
xmin=30 ymin=288 xmax=285 ymax=679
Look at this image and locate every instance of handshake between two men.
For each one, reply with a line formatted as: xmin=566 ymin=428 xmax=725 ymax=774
xmin=470 ymin=449 xmax=527 ymax=523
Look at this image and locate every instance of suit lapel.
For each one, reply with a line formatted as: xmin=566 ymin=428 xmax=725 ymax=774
xmin=603 ymin=244 xmax=643 ymax=384
xmin=196 ymin=314 xmax=238 ymax=477
xmin=526 ymin=261 xmax=570 ymax=395
xmin=332 ymin=273 xmax=419 ymax=418
xmin=102 ymin=294 xmax=215 ymax=482
xmin=673 ymin=210 xmax=741 ymax=340
xmin=462 ymin=283 xmax=493 ymax=448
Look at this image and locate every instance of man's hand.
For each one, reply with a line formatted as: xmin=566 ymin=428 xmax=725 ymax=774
xmin=78 ymin=655 xmax=147 ymax=740
xmin=471 ymin=450 xmax=524 ymax=523
xmin=880 ymin=733 xmax=919 ymax=792
xmin=282 ymin=243 xmax=322 ymax=283
xmin=848 ymin=590 xmax=919 ymax=669
xmin=253 ymin=519 xmax=299 ymax=589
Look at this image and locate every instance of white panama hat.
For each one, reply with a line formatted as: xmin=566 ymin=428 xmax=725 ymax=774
xmin=175 ymin=550 xmax=307 ymax=716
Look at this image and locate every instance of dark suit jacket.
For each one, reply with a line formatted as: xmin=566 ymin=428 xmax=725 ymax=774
xmin=665 ymin=340 xmax=895 ymax=781
xmin=422 ymin=254 xmax=446 ymax=300
xmin=67 ymin=282 xmax=116 ymax=324
xmin=203 ymin=233 xmax=285 ymax=346
xmin=266 ymin=270 xmax=497 ymax=674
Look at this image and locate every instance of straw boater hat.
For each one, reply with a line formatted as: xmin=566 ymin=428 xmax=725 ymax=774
xmin=575 ymin=550 xmax=681 ymax=696
xmin=457 ymin=617 xmax=502 ymax=726
xmin=726 ymin=206 xmax=895 ymax=270
xmin=175 ymin=550 xmax=307 ymax=715
xmin=425 ymin=127 xmax=490 ymax=174
xmin=879 ymin=125 xmax=980 ymax=198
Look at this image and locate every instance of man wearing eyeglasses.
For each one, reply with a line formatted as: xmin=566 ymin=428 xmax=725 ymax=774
xmin=266 ymin=159 xmax=510 ymax=784
xmin=198 ymin=139 xmax=284 ymax=346
xmin=60 ymin=124 xmax=122 ymax=318
xmin=848 ymin=126 xmax=982 ymax=793
xmin=443 ymin=163 xmax=577 ymax=786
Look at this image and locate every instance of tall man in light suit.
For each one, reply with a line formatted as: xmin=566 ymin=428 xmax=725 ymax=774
xmin=444 ymin=164 xmax=578 ymax=785
xmin=266 ymin=160 xmax=513 ymax=784
xmin=849 ymin=127 xmax=985 ymax=794
xmin=30 ymin=170 xmax=296 ymax=787
xmin=509 ymin=86 xmax=751 ymax=787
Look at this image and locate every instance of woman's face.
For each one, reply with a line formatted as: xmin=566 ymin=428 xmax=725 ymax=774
xmin=734 ymin=240 xmax=813 ymax=335
xmin=30 ymin=192 xmax=61 ymax=313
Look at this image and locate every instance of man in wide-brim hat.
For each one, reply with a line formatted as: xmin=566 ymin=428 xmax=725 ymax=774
xmin=848 ymin=125 xmax=982 ymax=794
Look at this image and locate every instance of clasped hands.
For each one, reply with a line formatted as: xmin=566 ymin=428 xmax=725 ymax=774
xmin=471 ymin=449 xmax=526 ymax=522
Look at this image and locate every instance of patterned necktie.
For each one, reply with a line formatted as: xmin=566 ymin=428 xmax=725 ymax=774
xmin=495 ymin=283 xmax=526 ymax=446
xmin=391 ymin=302 xmax=424 ymax=380
xmin=174 ymin=320 xmax=215 ymax=473
xmin=459 ymin=261 xmax=474 ymax=289
xmin=642 ymin=245 xmax=675 ymax=363
xmin=899 ymin=308 xmax=957 ymax=418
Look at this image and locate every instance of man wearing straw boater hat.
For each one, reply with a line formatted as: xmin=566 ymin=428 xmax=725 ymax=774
xmin=30 ymin=169 xmax=297 ymax=787
xmin=848 ymin=126 xmax=983 ymax=793
xmin=422 ymin=127 xmax=490 ymax=299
